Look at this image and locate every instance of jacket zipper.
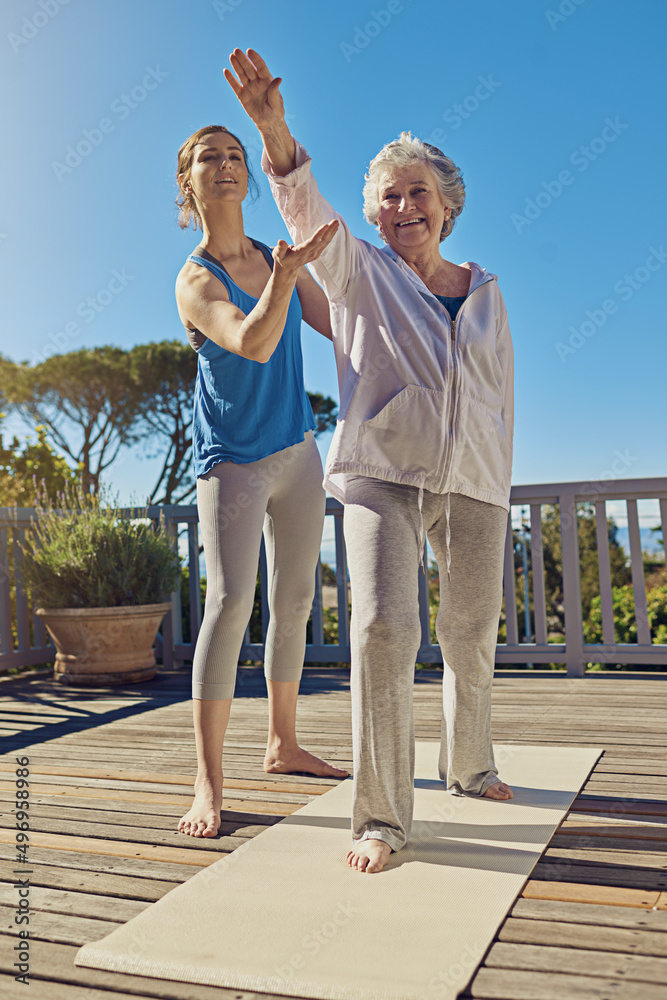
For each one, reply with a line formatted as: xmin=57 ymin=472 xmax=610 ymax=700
xmin=440 ymin=273 xmax=493 ymax=490
xmin=442 ymin=315 xmax=458 ymax=489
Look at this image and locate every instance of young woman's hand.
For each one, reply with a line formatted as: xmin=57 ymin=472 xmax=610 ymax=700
xmin=224 ymin=49 xmax=285 ymax=132
xmin=272 ymin=221 xmax=340 ymax=277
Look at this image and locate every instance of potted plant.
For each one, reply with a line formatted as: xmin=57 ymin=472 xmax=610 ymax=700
xmin=19 ymin=486 xmax=180 ymax=685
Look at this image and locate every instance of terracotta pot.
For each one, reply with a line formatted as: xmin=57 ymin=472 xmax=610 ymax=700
xmin=35 ymin=603 xmax=172 ymax=686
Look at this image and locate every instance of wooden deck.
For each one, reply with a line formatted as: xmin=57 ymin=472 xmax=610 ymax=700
xmin=1 ymin=666 xmax=667 ymax=1000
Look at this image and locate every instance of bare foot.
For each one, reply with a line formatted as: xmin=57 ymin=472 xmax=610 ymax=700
xmin=484 ymin=780 xmax=514 ymax=800
xmin=346 ymin=838 xmax=393 ymax=873
xmin=264 ymin=744 xmax=349 ymax=779
xmin=177 ymin=775 xmax=222 ymax=837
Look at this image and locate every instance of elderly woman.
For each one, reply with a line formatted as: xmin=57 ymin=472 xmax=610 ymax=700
xmin=226 ymin=49 xmax=514 ymax=873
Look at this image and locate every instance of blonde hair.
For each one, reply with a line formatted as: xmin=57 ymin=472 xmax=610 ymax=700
xmin=363 ymin=132 xmax=465 ymax=242
xmin=175 ymin=125 xmax=258 ymax=231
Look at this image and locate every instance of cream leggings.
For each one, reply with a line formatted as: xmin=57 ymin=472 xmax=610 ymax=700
xmin=192 ymin=432 xmax=325 ymax=700
xmin=343 ymin=477 xmax=509 ymax=852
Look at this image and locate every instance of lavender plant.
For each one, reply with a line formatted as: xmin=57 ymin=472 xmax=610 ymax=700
xmin=19 ymin=485 xmax=180 ymax=609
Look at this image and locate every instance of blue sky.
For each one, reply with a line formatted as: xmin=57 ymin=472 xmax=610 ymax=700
xmin=1 ymin=0 xmax=665 ymax=540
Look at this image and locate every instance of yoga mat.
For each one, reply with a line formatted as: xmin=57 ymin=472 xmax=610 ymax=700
xmin=75 ymin=743 xmax=601 ymax=1000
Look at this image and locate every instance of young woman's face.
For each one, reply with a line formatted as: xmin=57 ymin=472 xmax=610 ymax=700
xmin=186 ymin=132 xmax=249 ymax=208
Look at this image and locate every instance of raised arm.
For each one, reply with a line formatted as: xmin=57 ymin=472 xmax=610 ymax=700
xmin=224 ymin=49 xmax=296 ymax=176
xmin=176 ymin=224 xmax=337 ymax=363
xmin=225 ymin=48 xmax=363 ymax=299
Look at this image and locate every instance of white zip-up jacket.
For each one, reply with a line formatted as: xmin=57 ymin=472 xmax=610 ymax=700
xmin=263 ymin=141 xmax=514 ymax=512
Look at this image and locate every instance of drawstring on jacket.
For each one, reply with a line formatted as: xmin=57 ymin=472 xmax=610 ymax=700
xmin=444 ymin=493 xmax=452 ymax=581
xmin=418 ymin=489 xmax=452 ymax=580
xmin=417 ymin=487 xmax=425 ymax=572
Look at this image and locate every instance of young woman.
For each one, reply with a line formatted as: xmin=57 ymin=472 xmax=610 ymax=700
xmin=174 ymin=124 xmax=346 ymax=838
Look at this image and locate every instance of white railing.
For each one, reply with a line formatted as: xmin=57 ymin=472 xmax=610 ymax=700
xmin=497 ymin=478 xmax=667 ymax=674
xmin=1 ymin=477 xmax=666 ymax=678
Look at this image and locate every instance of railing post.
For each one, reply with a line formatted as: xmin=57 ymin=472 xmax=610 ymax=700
xmin=311 ymin=561 xmax=324 ymax=646
xmin=560 ymin=491 xmax=585 ymax=677
xmin=503 ymin=512 xmax=519 ymax=646
xmin=259 ymin=538 xmax=269 ymax=641
xmin=627 ymin=499 xmax=651 ymax=646
xmin=334 ymin=508 xmax=350 ymax=649
xmin=594 ymin=500 xmax=615 ymax=646
xmin=187 ymin=521 xmax=202 ymax=646
xmin=418 ymin=544 xmax=431 ymax=650
xmin=13 ymin=529 xmax=31 ymax=655
xmin=164 ymin=511 xmax=181 ymax=670
xmin=0 ymin=528 xmax=12 ymax=654
xmin=530 ymin=504 xmax=547 ymax=645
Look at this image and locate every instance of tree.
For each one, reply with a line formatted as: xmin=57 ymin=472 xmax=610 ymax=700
xmin=7 ymin=343 xmax=339 ymax=503
xmin=9 ymin=348 xmax=140 ymax=494
xmin=308 ymin=392 xmax=337 ymax=436
xmin=0 ymin=355 xmax=11 ymax=412
xmin=130 ymin=341 xmax=198 ymax=505
xmin=0 ymin=414 xmax=79 ymax=507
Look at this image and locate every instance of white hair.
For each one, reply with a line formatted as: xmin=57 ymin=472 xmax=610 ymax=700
xmin=362 ymin=132 xmax=465 ymax=242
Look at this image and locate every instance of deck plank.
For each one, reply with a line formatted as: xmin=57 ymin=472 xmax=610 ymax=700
xmin=498 ymin=916 xmax=667 ymax=956
xmin=532 ymin=860 xmax=667 ymax=890
xmin=0 ymin=809 xmax=273 ymax=841
xmin=512 ymin=897 xmax=667 ymax=930
xmin=0 ymin=829 xmax=233 ymax=864
xmin=470 ymin=967 xmax=667 ymax=999
xmin=0 ymin=884 xmax=151 ymax=921
xmin=0 ymin=902 xmax=123 ymax=947
xmin=485 ymin=942 xmax=667 ymax=984
xmin=0 ymin=855 xmax=199 ymax=890
xmin=0 ymin=788 xmax=298 ymax=816
xmin=521 ymin=879 xmax=660 ymax=908
xmin=0 ymin=778 xmax=313 ymax=806
xmin=0 ymin=762 xmax=335 ymax=794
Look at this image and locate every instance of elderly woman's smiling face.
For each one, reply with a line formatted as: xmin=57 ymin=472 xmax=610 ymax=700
xmin=377 ymin=162 xmax=449 ymax=258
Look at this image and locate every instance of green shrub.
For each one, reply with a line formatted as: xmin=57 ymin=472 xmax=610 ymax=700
xmin=584 ymin=584 xmax=667 ymax=645
xmin=19 ymin=485 xmax=180 ymax=609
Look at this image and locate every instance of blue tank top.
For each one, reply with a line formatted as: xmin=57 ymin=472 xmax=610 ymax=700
xmin=187 ymin=240 xmax=315 ymax=475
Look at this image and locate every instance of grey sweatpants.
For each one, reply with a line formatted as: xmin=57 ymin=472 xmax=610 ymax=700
xmin=192 ymin=431 xmax=325 ymax=700
xmin=343 ymin=477 xmax=508 ymax=852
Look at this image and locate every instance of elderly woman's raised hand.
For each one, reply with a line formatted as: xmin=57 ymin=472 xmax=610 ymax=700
xmin=224 ymin=49 xmax=286 ymax=132
xmin=272 ymin=221 xmax=339 ymax=276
